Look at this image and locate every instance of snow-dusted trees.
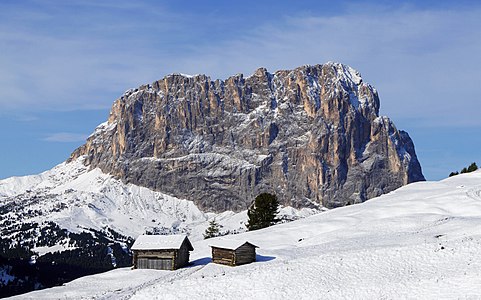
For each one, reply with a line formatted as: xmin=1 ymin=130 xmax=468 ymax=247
xmin=203 ymin=219 xmax=221 ymax=239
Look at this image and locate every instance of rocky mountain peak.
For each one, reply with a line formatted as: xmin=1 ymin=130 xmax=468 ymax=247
xmin=70 ymin=62 xmax=424 ymax=212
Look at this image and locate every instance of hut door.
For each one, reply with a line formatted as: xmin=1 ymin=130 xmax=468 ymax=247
xmin=138 ymin=257 xmax=173 ymax=270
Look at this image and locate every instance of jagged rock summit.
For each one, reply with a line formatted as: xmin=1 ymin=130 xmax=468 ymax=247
xmin=70 ymin=62 xmax=424 ymax=212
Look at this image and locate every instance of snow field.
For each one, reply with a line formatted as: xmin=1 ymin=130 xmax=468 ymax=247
xmin=0 ymin=158 xmax=319 ymax=249
xmin=10 ymin=170 xmax=481 ymax=299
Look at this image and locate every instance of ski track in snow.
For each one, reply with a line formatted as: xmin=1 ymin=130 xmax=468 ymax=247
xmin=98 ymin=265 xmax=208 ymax=300
xmin=466 ymin=185 xmax=481 ymax=201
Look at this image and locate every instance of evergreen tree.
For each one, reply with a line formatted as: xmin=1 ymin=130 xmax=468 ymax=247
xmin=467 ymin=162 xmax=478 ymax=173
xmin=203 ymin=219 xmax=221 ymax=239
xmin=247 ymin=193 xmax=280 ymax=231
xmin=450 ymin=162 xmax=479 ymax=177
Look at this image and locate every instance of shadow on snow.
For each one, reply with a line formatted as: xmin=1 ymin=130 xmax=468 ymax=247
xmin=190 ymin=257 xmax=212 ymax=266
xmin=189 ymin=254 xmax=275 ymax=267
xmin=256 ymin=254 xmax=275 ymax=262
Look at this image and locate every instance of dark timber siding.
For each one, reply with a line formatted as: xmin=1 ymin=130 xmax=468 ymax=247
xmin=234 ymin=243 xmax=256 ymax=265
xmin=137 ymin=257 xmax=172 ymax=270
xmin=212 ymin=247 xmax=236 ymax=266
xmin=133 ymin=240 xmax=192 ymax=270
xmin=211 ymin=243 xmax=256 ymax=266
xmin=175 ymin=242 xmax=191 ymax=269
xmin=133 ymin=249 xmax=176 ymax=270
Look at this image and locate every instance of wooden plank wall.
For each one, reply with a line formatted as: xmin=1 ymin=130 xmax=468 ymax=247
xmin=135 ymin=250 xmax=175 ymax=258
xmin=133 ymin=244 xmax=192 ymax=270
xmin=234 ymin=244 xmax=256 ymax=265
xmin=212 ymin=247 xmax=235 ymax=266
xmin=133 ymin=250 xmax=176 ymax=270
xmin=176 ymin=245 xmax=190 ymax=268
xmin=137 ymin=257 xmax=173 ymax=270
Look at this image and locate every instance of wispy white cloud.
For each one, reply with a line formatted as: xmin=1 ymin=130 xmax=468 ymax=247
xmin=173 ymin=6 xmax=481 ymax=128
xmin=43 ymin=132 xmax=88 ymax=142
xmin=0 ymin=1 xmax=185 ymax=111
xmin=1 ymin=2 xmax=481 ymax=129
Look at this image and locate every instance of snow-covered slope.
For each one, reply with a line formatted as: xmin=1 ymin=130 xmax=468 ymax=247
xmin=1 ymin=157 xmax=318 ymax=297
xmin=11 ymin=170 xmax=481 ymax=299
xmin=0 ymin=157 xmax=318 ymax=243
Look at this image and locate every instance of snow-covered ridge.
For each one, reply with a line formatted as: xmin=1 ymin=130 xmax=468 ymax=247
xmin=325 ymin=61 xmax=363 ymax=85
xmin=89 ymin=121 xmax=117 ymax=138
xmin=0 ymin=159 xmax=88 ymax=197
xmin=0 ymin=158 xmax=319 ymax=242
xmin=13 ymin=170 xmax=481 ymax=299
xmin=0 ymin=159 xmax=209 ymax=239
xmin=120 ymin=62 xmax=370 ymax=112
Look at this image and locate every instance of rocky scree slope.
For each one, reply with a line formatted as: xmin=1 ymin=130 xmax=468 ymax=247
xmin=70 ymin=62 xmax=424 ymax=212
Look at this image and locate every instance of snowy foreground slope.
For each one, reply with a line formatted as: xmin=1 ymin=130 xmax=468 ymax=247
xmin=0 ymin=158 xmax=317 ymax=297
xmin=11 ymin=171 xmax=481 ymax=299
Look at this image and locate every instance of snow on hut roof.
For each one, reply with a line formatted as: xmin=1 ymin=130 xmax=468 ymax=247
xmin=209 ymin=238 xmax=258 ymax=251
xmin=131 ymin=234 xmax=193 ymax=250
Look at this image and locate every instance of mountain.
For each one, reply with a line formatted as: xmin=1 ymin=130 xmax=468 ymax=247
xmin=69 ymin=62 xmax=424 ymax=212
xmin=0 ymin=62 xmax=424 ymax=296
xmin=0 ymin=158 xmax=316 ymax=297
xmin=11 ymin=170 xmax=481 ymax=299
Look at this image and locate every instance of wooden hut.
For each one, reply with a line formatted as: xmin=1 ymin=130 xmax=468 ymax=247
xmin=209 ymin=239 xmax=258 ymax=266
xmin=131 ymin=234 xmax=194 ymax=270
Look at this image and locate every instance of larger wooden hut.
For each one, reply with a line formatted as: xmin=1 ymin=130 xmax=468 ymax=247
xmin=209 ymin=239 xmax=258 ymax=266
xmin=131 ymin=235 xmax=194 ymax=270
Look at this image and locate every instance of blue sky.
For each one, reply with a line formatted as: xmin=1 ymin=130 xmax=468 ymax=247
xmin=1 ymin=0 xmax=480 ymax=180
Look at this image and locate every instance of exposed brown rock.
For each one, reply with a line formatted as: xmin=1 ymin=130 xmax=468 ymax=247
xmin=70 ymin=62 xmax=424 ymax=212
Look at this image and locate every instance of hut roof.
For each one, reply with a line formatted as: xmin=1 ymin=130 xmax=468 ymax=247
xmin=132 ymin=234 xmax=193 ymax=251
xmin=209 ymin=238 xmax=258 ymax=251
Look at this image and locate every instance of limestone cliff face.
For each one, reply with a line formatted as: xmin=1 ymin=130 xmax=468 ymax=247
xmin=70 ymin=62 xmax=424 ymax=212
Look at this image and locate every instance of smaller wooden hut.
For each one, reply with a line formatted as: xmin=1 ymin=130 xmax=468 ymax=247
xmin=209 ymin=239 xmax=258 ymax=266
xmin=131 ymin=234 xmax=194 ymax=270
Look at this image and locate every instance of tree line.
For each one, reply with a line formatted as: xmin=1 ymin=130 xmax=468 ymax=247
xmin=449 ymin=162 xmax=478 ymax=177
xmin=0 ymin=222 xmax=133 ymax=298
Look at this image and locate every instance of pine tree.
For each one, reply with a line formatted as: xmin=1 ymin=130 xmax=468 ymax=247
xmin=247 ymin=193 xmax=280 ymax=231
xmin=451 ymin=162 xmax=478 ymax=177
xmin=203 ymin=219 xmax=221 ymax=239
xmin=467 ymin=162 xmax=478 ymax=173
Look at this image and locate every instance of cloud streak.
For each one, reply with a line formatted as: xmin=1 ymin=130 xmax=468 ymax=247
xmin=175 ymin=6 xmax=481 ymax=128
xmin=43 ymin=132 xmax=88 ymax=143
xmin=1 ymin=2 xmax=481 ymax=128
xmin=0 ymin=1 xmax=186 ymax=111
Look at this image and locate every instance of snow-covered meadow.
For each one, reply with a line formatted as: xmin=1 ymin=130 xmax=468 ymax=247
xmin=9 ymin=170 xmax=481 ymax=299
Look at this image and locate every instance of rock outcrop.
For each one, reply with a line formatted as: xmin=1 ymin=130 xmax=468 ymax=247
xmin=70 ymin=62 xmax=425 ymax=212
